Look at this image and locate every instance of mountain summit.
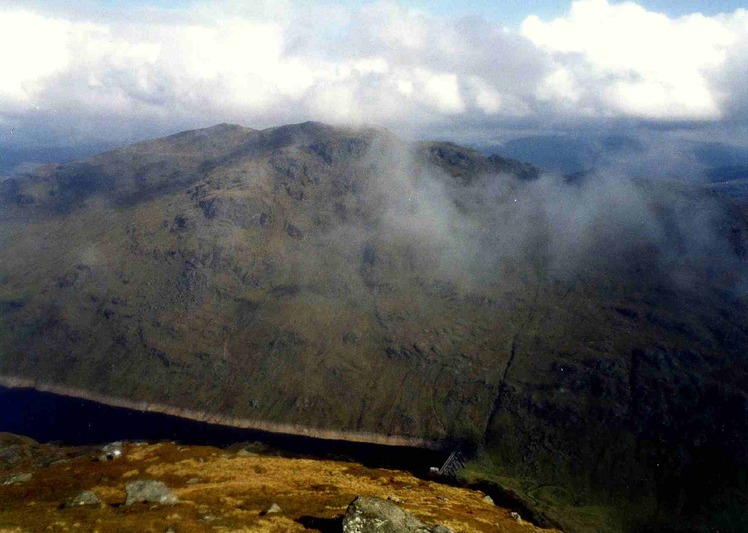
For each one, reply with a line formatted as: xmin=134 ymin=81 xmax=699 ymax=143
xmin=1 ymin=122 xmax=746 ymax=530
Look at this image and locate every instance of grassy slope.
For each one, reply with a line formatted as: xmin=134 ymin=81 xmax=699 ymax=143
xmin=0 ymin=435 xmax=556 ymax=532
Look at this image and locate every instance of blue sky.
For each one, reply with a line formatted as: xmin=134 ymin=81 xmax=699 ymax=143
xmin=389 ymin=0 xmax=746 ymax=27
xmin=19 ymin=1 xmax=748 ymax=28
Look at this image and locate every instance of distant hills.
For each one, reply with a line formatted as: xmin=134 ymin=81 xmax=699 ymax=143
xmin=0 ymin=122 xmax=746 ymax=531
xmin=0 ymin=143 xmax=119 ymax=176
xmin=481 ymin=133 xmax=748 ymax=183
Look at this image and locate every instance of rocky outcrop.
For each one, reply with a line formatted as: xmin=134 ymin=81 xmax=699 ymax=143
xmin=63 ymin=490 xmax=101 ymax=508
xmin=0 ymin=438 xmax=548 ymax=532
xmin=342 ymin=496 xmax=452 ymax=533
xmin=0 ymin=433 xmax=70 ymax=472
xmin=1 ymin=472 xmax=31 ymax=485
xmin=124 ymin=480 xmax=178 ymax=506
xmin=0 ymin=433 xmax=37 ymax=468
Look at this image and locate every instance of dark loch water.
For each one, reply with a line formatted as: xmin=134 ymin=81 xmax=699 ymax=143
xmin=0 ymin=385 xmax=447 ymax=474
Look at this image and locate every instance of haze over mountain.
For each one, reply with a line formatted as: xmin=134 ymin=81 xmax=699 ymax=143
xmin=480 ymin=133 xmax=748 ymax=183
xmin=1 ymin=121 xmax=747 ymax=530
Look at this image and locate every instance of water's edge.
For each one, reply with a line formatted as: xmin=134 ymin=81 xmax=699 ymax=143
xmin=0 ymin=374 xmax=440 ymax=449
xmin=0 ymin=377 xmax=449 ymax=475
xmin=0 ymin=377 xmax=559 ymax=528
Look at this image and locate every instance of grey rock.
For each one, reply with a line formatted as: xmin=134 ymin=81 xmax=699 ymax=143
xmin=64 ymin=490 xmax=101 ymax=508
xmin=286 ymin=222 xmax=303 ymax=239
xmin=197 ymin=196 xmax=268 ymax=229
xmin=102 ymin=441 xmax=123 ymax=453
xmin=482 ymin=494 xmax=494 ymax=504
xmin=0 ymin=434 xmax=45 ymax=470
xmin=0 ymin=446 xmax=30 ymax=467
xmin=1 ymin=472 xmax=32 ymax=485
xmin=261 ymin=502 xmax=281 ymax=515
xmin=125 ymin=480 xmax=178 ymax=505
xmin=98 ymin=442 xmax=123 ymax=462
xmin=342 ymin=496 xmax=452 ymax=533
xmin=236 ymin=449 xmax=258 ymax=457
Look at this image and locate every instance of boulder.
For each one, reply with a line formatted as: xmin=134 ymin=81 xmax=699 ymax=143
xmin=342 ymin=496 xmax=453 ymax=533
xmin=63 ymin=490 xmax=101 ymax=508
xmin=261 ymin=502 xmax=281 ymax=515
xmin=98 ymin=442 xmax=123 ymax=462
xmin=0 ymin=433 xmax=38 ymax=468
xmin=124 ymin=480 xmax=178 ymax=505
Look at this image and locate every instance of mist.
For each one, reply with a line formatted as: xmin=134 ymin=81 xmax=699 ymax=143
xmin=312 ymin=135 xmax=748 ymax=303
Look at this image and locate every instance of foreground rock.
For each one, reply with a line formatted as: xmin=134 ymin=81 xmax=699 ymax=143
xmin=63 ymin=490 xmax=101 ymax=508
xmin=0 ymin=434 xmax=37 ymax=468
xmin=261 ymin=502 xmax=281 ymax=515
xmin=1 ymin=472 xmax=31 ymax=485
xmin=124 ymin=480 xmax=178 ymax=505
xmin=343 ymin=496 xmax=453 ymax=533
xmin=98 ymin=442 xmax=124 ymax=462
xmin=0 ymin=433 xmax=71 ymax=471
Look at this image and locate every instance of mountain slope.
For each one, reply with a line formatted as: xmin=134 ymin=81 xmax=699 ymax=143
xmin=1 ymin=122 xmax=747 ymax=529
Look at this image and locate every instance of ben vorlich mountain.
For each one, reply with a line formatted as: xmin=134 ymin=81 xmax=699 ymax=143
xmin=0 ymin=121 xmax=746 ymax=530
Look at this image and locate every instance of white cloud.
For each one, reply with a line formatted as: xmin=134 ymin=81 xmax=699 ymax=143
xmin=0 ymin=12 xmax=73 ymax=101
xmin=397 ymin=78 xmax=414 ymax=97
xmin=417 ymin=70 xmax=465 ymax=114
xmin=536 ymin=68 xmax=580 ymax=108
xmin=0 ymin=1 xmax=746 ymax=147
xmin=469 ymin=77 xmax=502 ymax=114
xmin=522 ymin=0 xmax=743 ymax=120
xmin=714 ymin=8 xmax=748 ymax=119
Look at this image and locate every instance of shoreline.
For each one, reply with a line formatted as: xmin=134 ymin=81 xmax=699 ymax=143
xmin=0 ymin=374 xmax=443 ymax=450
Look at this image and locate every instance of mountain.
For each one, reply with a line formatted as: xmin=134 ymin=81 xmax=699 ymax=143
xmin=0 ymin=122 xmax=747 ymax=531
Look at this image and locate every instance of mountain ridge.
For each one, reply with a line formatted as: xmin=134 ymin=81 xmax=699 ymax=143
xmin=1 ymin=121 xmax=747 ymax=531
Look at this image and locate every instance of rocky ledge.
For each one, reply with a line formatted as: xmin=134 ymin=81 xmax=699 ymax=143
xmin=0 ymin=433 xmax=554 ymax=532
